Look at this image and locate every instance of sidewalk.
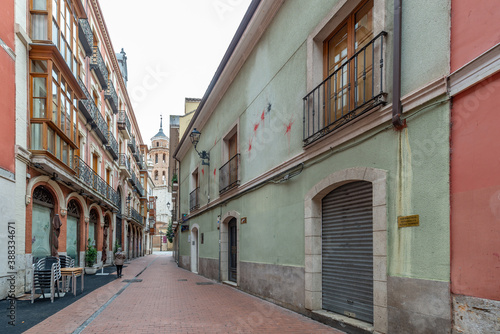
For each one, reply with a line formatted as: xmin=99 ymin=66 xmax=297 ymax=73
xmin=24 ymin=252 xmax=343 ymax=334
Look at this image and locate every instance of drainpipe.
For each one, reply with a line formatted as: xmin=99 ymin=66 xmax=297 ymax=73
xmin=392 ymin=0 xmax=406 ymax=130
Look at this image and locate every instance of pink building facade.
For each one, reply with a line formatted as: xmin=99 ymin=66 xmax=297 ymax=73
xmin=449 ymin=0 xmax=500 ymax=331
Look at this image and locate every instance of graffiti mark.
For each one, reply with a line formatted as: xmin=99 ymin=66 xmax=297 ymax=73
xmin=261 ymin=110 xmax=265 ymax=122
xmin=254 ymin=123 xmax=260 ymax=132
xmin=285 ymin=120 xmax=294 ymax=134
xmin=202 ymin=169 xmax=205 ymax=176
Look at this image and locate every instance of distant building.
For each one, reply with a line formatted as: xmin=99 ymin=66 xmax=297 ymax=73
xmin=149 ymin=116 xmax=169 ymax=186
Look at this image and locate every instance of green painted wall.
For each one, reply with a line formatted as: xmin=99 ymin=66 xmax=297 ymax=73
xmin=177 ymin=0 xmax=450 ymax=282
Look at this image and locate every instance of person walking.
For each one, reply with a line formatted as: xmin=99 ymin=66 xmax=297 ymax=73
xmin=114 ymin=247 xmax=126 ymax=278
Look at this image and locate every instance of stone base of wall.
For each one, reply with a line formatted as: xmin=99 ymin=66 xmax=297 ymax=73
xmin=453 ymin=294 xmax=500 ymax=333
xmin=239 ymin=261 xmax=305 ymax=313
xmin=199 ymin=257 xmax=219 ymax=281
xmin=388 ymin=276 xmax=451 ymax=333
xmin=179 ymin=255 xmax=190 ymax=271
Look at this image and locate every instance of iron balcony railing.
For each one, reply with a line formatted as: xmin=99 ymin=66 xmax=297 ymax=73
xmin=90 ymin=46 xmax=108 ymax=90
xmin=104 ymin=79 xmax=118 ymax=114
xmin=78 ymin=19 xmax=93 ymax=57
xmin=78 ymin=79 xmax=97 ymax=124
xmin=189 ymin=187 xmax=200 ymax=211
xmin=129 ymin=172 xmax=137 ymax=186
xmin=118 ymin=111 xmax=131 ymax=134
xmin=128 ymin=136 xmax=137 ymax=153
xmin=303 ymin=32 xmax=387 ymax=146
xmin=105 ymin=130 xmax=118 ymax=160
xmin=130 ymin=207 xmax=143 ymax=225
xmin=135 ymin=176 xmax=144 ymax=198
xmin=133 ymin=149 xmax=140 ymax=162
xmin=73 ymin=156 xmax=118 ymax=208
xmin=119 ymin=153 xmax=130 ymax=169
xmin=219 ymin=154 xmax=240 ymax=194
xmin=93 ymin=109 xmax=108 ymax=144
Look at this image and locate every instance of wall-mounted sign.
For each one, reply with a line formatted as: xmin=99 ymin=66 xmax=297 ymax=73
xmin=241 ymin=217 xmax=247 ymax=224
xmin=398 ymin=215 xmax=420 ymax=228
xmin=181 ymin=225 xmax=189 ymax=232
xmin=149 ymin=228 xmax=154 ymax=234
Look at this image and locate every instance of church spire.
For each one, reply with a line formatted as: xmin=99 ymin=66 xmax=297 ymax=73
xmin=160 ymin=114 xmax=163 ymax=130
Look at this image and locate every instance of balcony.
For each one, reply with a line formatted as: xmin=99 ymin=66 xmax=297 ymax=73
xmin=129 ymin=172 xmax=137 ymax=186
xmin=78 ymin=19 xmax=93 ymax=57
xmin=73 ymin=156 xmax=119 ymax=208
xmin=118 ymin=154 xmax=132 ymax=178
xmin=219 ymin=154 xmax=240 ymax=194
xmin=104 ymin=79 xmax=118 ymax=114
xmin=189 ymin=187 xmax=200 ymax=211
xmin=130 ymin=208 xmax=143 ymax=225
xmin=105 ymin=130 xmax=118 ymax=160
xmin=135 ymin=178 xmax=145 ymax=198
xmin=128 ymin=136 xmax=137 ymax=153
xmin=90 ymin=46 xmax=108 ymax=90
xmin=118 ymin=111 xmax=131 ymax=140
xmin=92 ymin=109 xmax=108 ymax=144
xmin=303 ymin=32 xmax=387 ymax=146
xmin=78 ymin=79 xmax=97 ymax=124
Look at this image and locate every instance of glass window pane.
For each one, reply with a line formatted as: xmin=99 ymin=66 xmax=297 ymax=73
xmin=31 ymin=14 xmax=47 ymax=40
xmin=56 ymin=135 xmax=61 ymax=159
xmin=65 ymin=99 xmax=71 ymax=137
xmin=33 ymin=0 xmax=47 ymax=10
xmin=52 ymin=20 xmax=59 ymax=48
xmin=31 ymin=60 xmax=47 ymax=73
xmin=52 ymin=0 xmax=58 ymax=20
xmin=31 ymin=123 xmax=42 ymax=150
xmin=355 ymin=0 xmax=374 ymax=51
xmin=52 ymin=81 xmax=58 ymax=124
xmin=62 ymin=141 xmax=68 ymax=164
xmin=33 ymin=98 xmax=46 ymax=118
xmin=69 ymin=148 xmax=73 ymax=169
xmin=47 ymin=127 xmax=54 ymax=153
xmin=33 ymin=77 xmax=47 ymax=97
xmin=60 ymin=96 xmax=65 ymax=132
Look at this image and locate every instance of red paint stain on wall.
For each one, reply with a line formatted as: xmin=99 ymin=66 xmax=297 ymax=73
xmin=285 ymin=120 xmax=294 ymax=134
xmin=254 ymin=123 xmax=260 ymax=132
xmin=261 ymin=110 xmax=265 ymax=121
xmin=201 ymin=169 xmax=204 ymax=176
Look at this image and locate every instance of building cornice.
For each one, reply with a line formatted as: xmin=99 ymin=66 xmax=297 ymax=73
xmin=449 ymin=43 xmax=500 ymax=96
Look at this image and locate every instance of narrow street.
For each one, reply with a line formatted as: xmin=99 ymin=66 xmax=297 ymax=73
xmin=26 ymin=253 xmax=343 ymax=334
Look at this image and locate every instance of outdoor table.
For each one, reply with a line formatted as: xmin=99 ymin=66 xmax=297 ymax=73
xmin=60 ymin=267 xmax=84 ymax=296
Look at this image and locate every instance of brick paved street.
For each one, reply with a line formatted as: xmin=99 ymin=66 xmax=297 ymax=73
xmin=26 ymin=252 xmax=343 ymax=334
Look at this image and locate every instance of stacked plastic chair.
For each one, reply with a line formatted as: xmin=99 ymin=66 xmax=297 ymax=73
xmin=31 ymin=256 xmax=61 ymax=303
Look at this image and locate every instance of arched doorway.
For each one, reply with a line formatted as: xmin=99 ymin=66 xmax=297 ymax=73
xmin=228 ymin=218 xmax=237 ymax=282
xmin=66 ymin=199 xmax=81 ymax=266
xmin=102 ymin=215 xmax=110 ymax=264
xmin=116 ymin=188 xmax=123 ymax=250
xmin=89 ymin=209 xmax=98 ymax=248
xmin=190 ymin=225 xmax=199 ymax=273
xmin=32 ymin=186 xmax=55 ymax=261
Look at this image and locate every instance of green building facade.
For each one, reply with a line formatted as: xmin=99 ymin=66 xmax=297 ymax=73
xmin=173 ymin=0 xmax=451 ymax=332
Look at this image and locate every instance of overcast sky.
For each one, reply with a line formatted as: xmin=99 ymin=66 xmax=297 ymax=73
xmin=98 ymin=0 xmax=252 ymax=143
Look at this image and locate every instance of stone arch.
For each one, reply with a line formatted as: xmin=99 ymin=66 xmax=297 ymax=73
xmin=190 ymin=223 xmax=200 ymax=273
xmin=303 ymin=167 xmax=388 ymax=331
xmin=27 ymin=175 xmax=66 ymax=215
xmin=65 ymin=192 xmax=89 ymax=218
xmin=220 ymin=210 xmax=240 ymax=284
xmin=88 ymin=203 xmax=104 ymax=225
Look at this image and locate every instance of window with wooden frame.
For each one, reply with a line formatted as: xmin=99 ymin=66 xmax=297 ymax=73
xmin=29 ymin=0 xmax=79 ymax=77
xmin=324 ymin=0 xmax=374 ymax=124
xmin=106 ymin=168 xmax=111 ymax=185
xmin=92 ymin=153 xmax=98 ymax=174
xmin=219 ymin=125 xmax=240 ymax=194
xmin=29 ymin=58 xmax=78 ymax=169
xmin=303 ymin=0 xmax=387 ymax=146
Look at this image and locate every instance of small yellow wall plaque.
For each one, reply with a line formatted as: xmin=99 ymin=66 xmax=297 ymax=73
xmin=241 ymin=217 xmax=247 ymax=224
xmin=398 ymin=215 xmax=419 ymax=228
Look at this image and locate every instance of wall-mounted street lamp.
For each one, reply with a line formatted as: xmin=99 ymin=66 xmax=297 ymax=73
xmin=190 ymin=128 xmax=210 ymax=166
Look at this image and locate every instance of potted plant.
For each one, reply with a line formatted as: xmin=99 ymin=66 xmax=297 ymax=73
xmin=85 ymin=238 xmax=98 ymax=274
xmin=171 ymin=174 xmax=178 ymax=186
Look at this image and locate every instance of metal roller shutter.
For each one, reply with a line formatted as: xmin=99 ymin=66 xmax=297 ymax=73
xmin=322 ymin=181 xmax=373 ymax=324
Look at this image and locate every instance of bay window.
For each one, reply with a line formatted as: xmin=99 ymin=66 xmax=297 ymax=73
xmin=30 ymin=57 xmax=78 ymax=170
